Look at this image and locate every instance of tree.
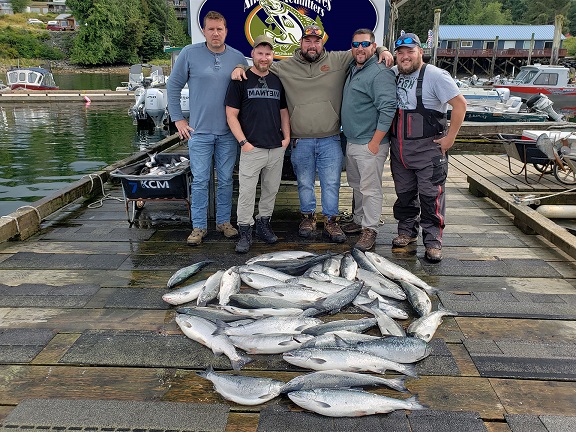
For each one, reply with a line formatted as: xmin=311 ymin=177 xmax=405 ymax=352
xmin=522 ymin=0 xmax=571 ymax=24
xmin=467 ymin=0 xmax=512 ymax=24
xmin=501 ymin=0 xmax=528 ymax=23
xmin=10 ymin=0 xmax=30 ymax=13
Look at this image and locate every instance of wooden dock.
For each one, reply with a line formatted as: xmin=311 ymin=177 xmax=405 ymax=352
xmin=0 ymin=143 xmax=575 ymax=431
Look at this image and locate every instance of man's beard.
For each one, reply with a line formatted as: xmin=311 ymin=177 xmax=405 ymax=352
xmin=301 ymin=49 xmax=320 ymax=62
xmin=254 ymin=63 xmax=270 ymax=73
xmin=397 ymin=57 xmax=422 ymax=75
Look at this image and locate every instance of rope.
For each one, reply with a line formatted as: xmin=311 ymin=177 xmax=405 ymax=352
xmin=513 ymin=187 xmax=576 ymax=204
xmin=81 ymin=174 xmax=123 ymax=209
xmin=1 ymin=215 xmax=20 ymax=234
xmin=16 ymin=205 xmax=42 ymax=223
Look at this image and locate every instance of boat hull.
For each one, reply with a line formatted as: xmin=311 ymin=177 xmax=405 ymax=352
xmin=493 ymin=85 xmax=576 ymax=111
xmin=9 ymin=84 xmax=59 ymax=91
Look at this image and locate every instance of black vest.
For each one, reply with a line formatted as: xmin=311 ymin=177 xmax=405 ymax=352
xmin=393 ymin=64 xmax=447 ymax=139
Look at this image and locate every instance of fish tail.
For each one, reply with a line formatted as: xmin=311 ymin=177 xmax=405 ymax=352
xmin=212 ymin=319 xmax=228 ymax=336
xmin=402 ymin=364 xmax=419 ymax=378
xmin=387 ymin=376 xmax=409 ymax=393
xmin=231 ymin=354 xmax=253 ymax=371
xmin=405 ymin=394 xmax=428 ymax=410
xmin=437 ymin=304 xmax=458 ymax=316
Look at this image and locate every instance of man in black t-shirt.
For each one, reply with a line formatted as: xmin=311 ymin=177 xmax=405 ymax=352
xmin=225 ymin=35 xmax=290 ymax=253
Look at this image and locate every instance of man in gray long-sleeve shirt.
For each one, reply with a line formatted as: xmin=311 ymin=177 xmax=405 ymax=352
xmin=340 ymin=28 xmax=397 ymax=251
xmin=167 ymin=11 xmax=248 ymax=246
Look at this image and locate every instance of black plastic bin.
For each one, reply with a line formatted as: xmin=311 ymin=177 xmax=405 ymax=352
xmin=110 ymin=153 xmax=191 ymax=225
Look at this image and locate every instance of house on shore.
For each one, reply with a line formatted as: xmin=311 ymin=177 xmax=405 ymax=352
xmin=433 ymin=25 xmax=567 ymax=77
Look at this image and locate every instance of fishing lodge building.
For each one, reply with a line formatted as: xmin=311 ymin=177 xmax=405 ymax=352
xmin=430 ymin=25 xmax=568 ymax=78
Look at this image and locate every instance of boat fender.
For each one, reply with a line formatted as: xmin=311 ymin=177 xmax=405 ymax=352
xmin=536 ymin=205 xmax=576 ymax=219
xmin=83 ymin=95 xmax=91 ymax=103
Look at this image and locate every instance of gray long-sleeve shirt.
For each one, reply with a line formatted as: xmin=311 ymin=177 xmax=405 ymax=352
xmin=167 ymin=42 xmax=248 ymax=135
xmin=341 ymin=54 xmax=397 ymax=145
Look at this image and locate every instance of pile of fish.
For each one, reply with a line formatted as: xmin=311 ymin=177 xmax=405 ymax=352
xmin=163 ymin=249 xmax=456 ymax=417
xmin=138 ymin=153 xmax=190 ymax=176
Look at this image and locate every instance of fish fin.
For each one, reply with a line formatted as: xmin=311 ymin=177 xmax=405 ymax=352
xmin=278 ymin=340 xmax=292 ymax=346
xmin=310 ymin=357 xmax=327 ymax=364
xmin=437 ymin=304 xmax=458 ymax=316
xmin=405 ymin=394 xmax=428 ymax=410
xmin=231 ymin=354 xmax=253 ymax=371
xmin=212 ymin=319 xmax=228 ymax=336
xmin=388 ymin=376 xmax=409 ymax=393
xmin=333 ymin=335 xmax=351 ymax=348
xmin=402 ymin=364 xmax=419 ymax=378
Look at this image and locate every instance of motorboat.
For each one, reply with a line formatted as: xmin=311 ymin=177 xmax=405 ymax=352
xmin=493 ymin=64 xmax=576 ymax=112
xmin=450 ymin=93 xmax=565 ymax=123
xmin=6 ymin=67 xmax=59 ymax=91
xmin=116 ymin=64 xmax=167 ymax=91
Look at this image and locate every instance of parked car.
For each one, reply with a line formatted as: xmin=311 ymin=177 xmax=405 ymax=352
xmin=46 ymin=21 xmax=63 ymax=31
xmin=27 ymin=18 xmax=44 ymax=25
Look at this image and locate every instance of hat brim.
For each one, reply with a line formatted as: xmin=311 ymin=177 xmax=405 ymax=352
xmin=394 ymin=43 xmax=419 ymax=50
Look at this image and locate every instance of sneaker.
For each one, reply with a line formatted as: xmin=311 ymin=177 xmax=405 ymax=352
xmin=216 ymin=221 xmax=238 ymax=238
xmin=187 ymin=228 xmax=207 ymax=246
xmin=298 ymin=213 xmax=316 ymax=238
xmin=235 ymin=225 xmax=253 ymax=254
xmin=341 ymin=221 xmax=363 ymax=234
xmin=323 ymin=216 xmax=346 ymax=243
xmin=392 ymin=234 xmax=418 ymax=248
xmin=425 ymin=247 xmax=442 ymax=262
xmin=354 ymin=228 xmax=377 ymax=251
xmin=256 ymin=216 xmax=278 ymax=244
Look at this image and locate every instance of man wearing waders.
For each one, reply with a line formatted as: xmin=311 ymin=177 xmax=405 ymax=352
xmin=390 ymin=33 xmax=467 ymax=262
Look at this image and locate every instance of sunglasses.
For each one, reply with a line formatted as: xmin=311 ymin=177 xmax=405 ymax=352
xmin=213 ymin=55 xmax=221 ymax=71
xmin=351 ymin=41 xmax=372 ymax=48
xmin=304 ymin=27 xmax=322 ymax=37
xmin=395 ymin=37 xmax=416 ymax=47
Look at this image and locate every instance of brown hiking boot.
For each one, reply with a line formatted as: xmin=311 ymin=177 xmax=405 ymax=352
xmin=216 ymin=222 xmax=238 ymax=238
xmin=392 ymin=234 xmax=418 ymax=248
xmin=341 ymin=221 xmax=363 ymax=234
xmin=323 ymin=216 xmax=346 ymax=243
xmin=354 ymin=228 xmax=377 ymax=251
xmin=425 ymin=247 xmax=442 ymax=262
xmin=187 ymin=228 xmax=207 ymax=246
xmin=298 ymin=213 xmax=316 ymax=238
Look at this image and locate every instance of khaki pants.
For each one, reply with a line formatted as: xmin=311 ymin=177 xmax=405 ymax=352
xmin=345 ymin=142 xmax=389 ymax=230
xmin=237 ymin=146 xmax=286 ymax=226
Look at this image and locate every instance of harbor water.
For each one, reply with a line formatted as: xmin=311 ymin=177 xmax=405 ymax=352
xmin=0 ymin=101 xmax=170 ymax=217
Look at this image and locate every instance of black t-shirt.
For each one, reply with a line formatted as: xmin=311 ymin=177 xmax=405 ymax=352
xmin=225 ymin=69 xmax=287 ymax=149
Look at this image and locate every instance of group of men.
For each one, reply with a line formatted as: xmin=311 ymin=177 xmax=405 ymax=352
xmin=166 ymin=10 xmax=466 ymax=263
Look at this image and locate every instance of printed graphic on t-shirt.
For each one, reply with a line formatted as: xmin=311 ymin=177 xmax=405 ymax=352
xmin=396 ymin=75 xmax=417 ymax=109
xmin=247 ymin=88 xmax=281 ymax=99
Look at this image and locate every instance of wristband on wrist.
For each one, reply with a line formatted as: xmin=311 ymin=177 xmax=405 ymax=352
xmin=239 ymin=139 xmax=248 ymax=146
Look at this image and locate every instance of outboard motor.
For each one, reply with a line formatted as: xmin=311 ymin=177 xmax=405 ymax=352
xmin=179 ymin=88 xmax=190 ymax=121
xmin=128 ymin=87 xmax=147 ymax=124
xmin=144 ymin=88 xmax=168 ymax=128
xmin=526 ymin=94 xmax=564 ymax=122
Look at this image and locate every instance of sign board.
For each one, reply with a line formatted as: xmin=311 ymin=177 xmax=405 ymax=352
xmin=188 ymin=0 xmax=391 ymax=60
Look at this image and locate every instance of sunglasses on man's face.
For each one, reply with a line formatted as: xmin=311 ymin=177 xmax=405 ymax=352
xmin=304 ymin=27 xmax=322 ymax=36
xmin=395 ymin=37 xmax=416 ymax=47
xmin=351 ymin=41 xmax=372 ymax=48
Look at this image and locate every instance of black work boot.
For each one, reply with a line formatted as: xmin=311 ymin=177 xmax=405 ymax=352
xmin=298 ymin=212 xmax=316 ymax=238
xmin=235 ymin=225 xmax=253 ymax=254
xmin=256 ymin=216 xmax=278 ymax=244
xmin=323 ymin=216 xmax=346 ymax=243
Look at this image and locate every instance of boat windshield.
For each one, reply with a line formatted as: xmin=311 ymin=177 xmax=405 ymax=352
xmin=40 ymin=73 xmax=57 ymax=87
xmin=513 ymin=69 xmax=538 ymax=84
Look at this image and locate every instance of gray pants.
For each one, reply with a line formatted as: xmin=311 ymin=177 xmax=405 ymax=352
xmin=345 ymin=142 xmax=389 ymax=230
xmin=237 ymin=146 xmax=286 ymax=226
xmin=390 ymin=136 xmax=448 ymax=249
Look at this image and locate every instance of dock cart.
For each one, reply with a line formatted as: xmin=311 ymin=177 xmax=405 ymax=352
xmin=110 ymin=153 xmax=191 ymax=226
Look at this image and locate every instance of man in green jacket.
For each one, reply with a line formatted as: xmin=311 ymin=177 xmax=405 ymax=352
xmin=340 ymin=28 xmax=397 ymax=251
xmin=233 ymin=25 xmax=393 ymax=243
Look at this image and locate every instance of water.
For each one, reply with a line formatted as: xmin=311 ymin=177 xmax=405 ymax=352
xmin=0 ymin=101 xmax=170 ymax=216
xmin=53 ymin=72 xmax=127 ymax=91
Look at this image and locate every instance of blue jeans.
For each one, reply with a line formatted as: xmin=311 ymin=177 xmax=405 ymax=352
xmin=290 ymin=135 xmax=343 ymax=217
xmin=188 ymin=132 xmax=238 ymax=228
